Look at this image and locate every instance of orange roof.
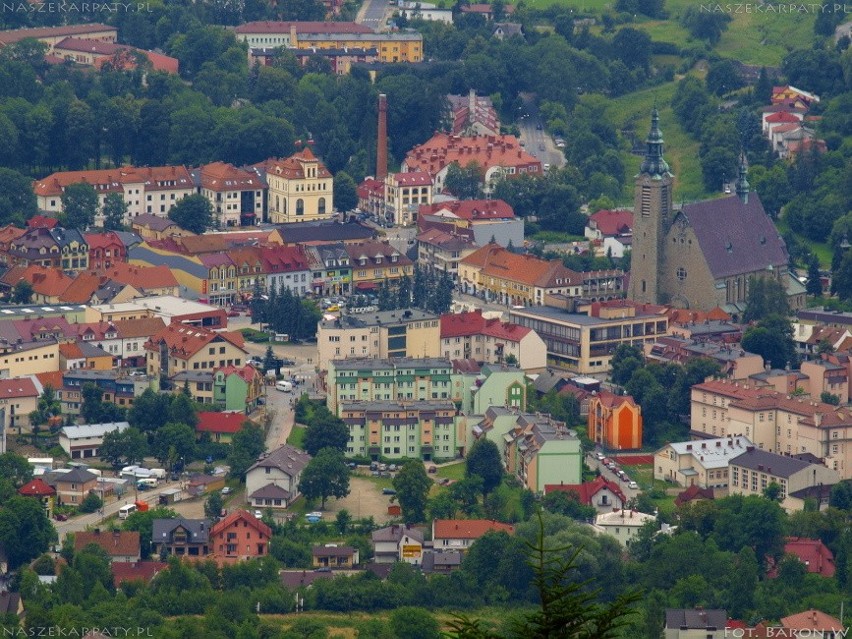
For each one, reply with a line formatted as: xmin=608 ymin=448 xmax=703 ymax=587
xmin=0 ymin=225 xmax=26 ymax=246
xmin=432 ymin=519 xmax=514 ymax=540
xmin=97 ymin=263 xmax=178 ymax=291
xmin=591 ymin=390 xmax=638 ymax=410
xmin=34 ymin=165 xmax=192 ymax=198
xmin=460 ymin=244 xmax=580 ymax=288
xmin=114 ymin=317 xmax=167 ymax=339
xmin=84 ymin=231 xmax=124 ymax=250
xmin=59 ymin=272 xmax=102 ymax=304
xmin=35 ymin=370 xmax=64 ymax=390
xmin=258 ymin=147 xmax=332 ymax=181
xmin=781 ymin=609 xmax=844 ymax=632
xmin=403 ymin=133 xmax=540 ymax=178
xmin=58 ymin=342 xmax=84 ymax=359
xmin=145 ymin=323 xmax=245 ymax=360
xmin=21 ymin=265 xmax=75 ymax=297
xmin=420 ymin=199 xmax=514 ymax=221
xmin=210 ymin=509 xmax=272 ymax=539
xmin=198 ymin=162 xmax=265 ymax=192
xmin=0 ymin=23 xmax=115 ymax=45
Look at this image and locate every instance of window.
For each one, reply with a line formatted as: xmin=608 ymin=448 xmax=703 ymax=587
xmin=676 ymin=267 xmax=687 ymax=281
xmin=296 ymin=199 xmax=304 ymax=216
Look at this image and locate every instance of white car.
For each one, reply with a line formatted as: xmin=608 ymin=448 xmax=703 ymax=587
xmin=221 ymin=487 xmax=231 ymax=495
xmin=254 ymin=510 xmax=263 ymax=519
xmin=628 ymin=481 xmax=639 ymax=490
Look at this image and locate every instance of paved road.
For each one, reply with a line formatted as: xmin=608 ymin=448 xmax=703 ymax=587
xmin=517 ymin=93 xmax=566 ymax=170
xmin=357 ymin=0 xmax=389 ymax=29
xmin=585 ymin=452 xmax=640 ymax=502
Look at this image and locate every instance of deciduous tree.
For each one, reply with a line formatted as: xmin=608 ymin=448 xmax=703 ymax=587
xmin=60 ymin=182 xmax=98 ymax=230
xmin=298 ymin=447 xmax=350 ymax=508
xmin=465 ymin=439 xmax=504 ymax=497
xmin=393 ymin=460 xmax=432 ymax=523
xmin=168 ymin=193 xmax=213 ymax=234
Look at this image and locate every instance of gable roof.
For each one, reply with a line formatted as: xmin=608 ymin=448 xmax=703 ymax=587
xmin=59 ymin=272 xmax=103 ymax=304
xmin=144 ymin=323 xmax=245 ymax=359
xmin=0 ymin=377 xmax=39 ymax=400
xmin=52 ymin=467 xmax=97 ymax=484
xmin=665 ymin=609 xmax=727 ymax=630
xmin=544 ymin=476 xmax=626 ymax=504
xmin=75 ymin=530 xmax=140 ymax=557
xmin=96 ymin=263 xmax=178 ymax=291
xmin=432 ymin=519 xmax=514 ymax=539
xmin=247 ymin=444 xmax=311 ymax=477
xmin=404 ymin=133 xmax=540 ymax=177
xmin=111 ymin=561 xmax=167 ymax=587
xmin=258 ymin=148 xmax=332 ymax=181
xmin=674 ymin=484 xmax=715 ymax=506
xmin=781 ymin=609 xmax=844 ymax=631
xmin=132 ymin=214 xmax=182 ymax=232
xmin=152 ymin=518 xmax=212 ymax=544
xmin=460 ymin=244 xmax=581 ymax=288
xmin=210 ymin=509 xmax=272 ymax=539
xmin=196 ymin=411 xmax=246 ymax=435
xmin=588 ymin=209 xmax=633 ymax=236
xmin=371 ymin=524 xmax=424 ymax=543
xmin=420 ymin=199 xmax=514 ymax=221
xmin=780 ymin=537 xmax=835 ymax=578
xmin=678 ymin=193 xmax=788 ymax=279
xmin=729 ymin=447 xmax=820 ymax=478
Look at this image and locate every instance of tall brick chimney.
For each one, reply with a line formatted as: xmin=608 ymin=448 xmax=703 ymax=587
xmin=376 ymin=93 xmax=388 ymax=179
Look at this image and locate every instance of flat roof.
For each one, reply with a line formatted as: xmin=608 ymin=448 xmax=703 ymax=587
xmin=322 ymin=308 xmax=437 ymax=329
xmin=509 ymin=306 xmax=663 ymax=326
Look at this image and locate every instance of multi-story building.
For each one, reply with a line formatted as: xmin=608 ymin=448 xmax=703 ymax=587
xmin=544 ymin=477 xmax=627 ymax=514
xmin=458 ymin=244 xmax=582 ymax=306
xmin=34 ymin=166 xmax=195 ymax=225
xmin=446 ymin=90 xmax=499 ymax=136
xmin=339 ymin=400 xmax=457 ymax=460
xmin=0 ymin=24 xmax=117 ymax=50
xmin=345 ymin=241 xmax=414 ymax=291
xmin=51 ymin=38 xmax=179 ymax=74
xmin=453 ymin=362 xmax=527 ymax=416
xmin=382 ymin=172 xmax=433 ymax=226
xmin=74 ymin=530 xmax=141 ymax=563
xmin=509 ymin=303 xmax=670 ymax=375
xmin=431 ymin=519 xmax=514 ymax=551
xmin=259 ymin=148 xmax=334 ymax=224
xmin=664 ymin=609 xmax=728 ymax=639
xmin=61 ymin=369 xmax=151 ymax=415
xmin=250 ymin=45 xmax=379 ymax=74
xmin=259 ymin=245 xmax=312 ymax=296
xmin=504 ymin=413 xmax=582 ymax=492
xmin=418 ymin=199 xmax=523 ymax=248
xmin=84 ymin=231 xmax=125 ymax=270
xmin=0 ymin=378 xmax=39 ymax=432
xmin=194 ymin=162 xmax=266 ymax=227
xmin=654 ymin=435 xmax=753 ymax=490
xmin=0 ymin=340 xmax=61 ymax=379
xmin=245 ymin=444 xmax=312 ymax=510
xmin=644 ymin=336 xmax=764 ymax=381
xmin=7 ymin=227 xmax=89 ymax=272
xmin=403 ymin=134 xmax=540 ymax=194
xmin=440 ymin=310 xmax=547 ymax=371
xmin=210 ymin=510 xmax=272 ymax=564
xmin=416 ymin=228 xmax=477 ymax=281
xmin=305 ymin=243 xmax=351 ymax=296
xmin=152 ymin=518 xmax=212 ymax=559
xmin=729 ymin=446 xmax=840 ymax=508
xmin=59 ymin=422 xmax=128 ymax=459
xmin=213 ymin=365 xmax=264 ymax=413
xmin=234 ymin=21 xmax=373 ymax=48
xmin=588 ymin=391 xmax=643 ymax=451
xmin=317 ymin=309 xmax=440 ymax=372
xmin=144 ymin=323 xmax=247 ymax=388
xmin=326 ymin=357 xmax=452 ymax=415
xmin=371 ymin=524 xmax=425 ymax=564
xmin=75 ymin=317 xmax=167 ymax=368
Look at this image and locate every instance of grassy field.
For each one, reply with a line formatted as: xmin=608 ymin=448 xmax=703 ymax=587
xmin=287 ymin=425 xmax=306 ymax=449
xmin=435 ymin=461 xmax=466 ymax=481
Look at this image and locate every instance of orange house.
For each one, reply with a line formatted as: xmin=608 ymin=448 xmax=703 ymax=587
xmin=210 ymin=510 xmax=272 ymax=564
xmin=587 ymin=391 xmax=642 ymax=450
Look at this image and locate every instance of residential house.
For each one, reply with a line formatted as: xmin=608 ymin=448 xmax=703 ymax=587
xmin=594 ymin=509 xmax=657 ymax=547
xmin=339 ymin=400 xmax=457 ymax=460
xmin=84 ymin=231 xmax=125 ymax=270
xmin=144 ymin=323 xmax=247 ymax=388
xmin=587 ymin=391 xmax=643 ymax=451
xmin=194 ymin=161 xmax=265 ymax=227
xmin=728 ymin=446 xmax=840 ymax=509
xmin=402 ymin=133 xmax=541 ymax=194
xmin=51 ymin=467 xmax=98 ymax=505
xmin=459 ymin=244 xmax=583 ymax=306
xmin=664 ymin=608 xmax=727 ymax=639
xmin=774 ymin=537 xmax=835 ymax=578
xmin=544 ymin=476 xmax=627 ymax=513
xmin=172 ymin=371 xmax=215 ymax=405
xmin=195 ymin=411 xmax=246 ymax=444
xmin=504 ymin=413 xmax=582 ymax=492
xmin=75 ymin=530 xmax=141 ymax=563
xmin=431 ymin=519 xmax=514 ymax=551
xmin=468 ymin=406 xmax=523 ymax=458
xmin=213 ymin=364 xmax=264 ymax=413
xmin=674 ymin=485 xmax=715 ymax=507
xmin=654 ymin=436 xmax=753 ymax=490
xmin=259 ymin=245 xmax=312 ymax=296
xmin=326 ymin=357 xmax=453 ymax=416
xmin=509 ymin=302 xmax=670 ymax=375
xmin=398 ymin=2 xmax=454 ymax=24
xmin=644 ymin=336 xmax=764 ymax=380
xmin=371 ymin=524 xmax=425 ymax=564
xmin=421 ymin=550 xmax=463 ymax=574
xmin=446 ymin=89 xmax=500 ymax=136
xmin=245 ymin=444 xmax=312 ymax=509
xmin=771 ymin=85 xmax=820 ymax=107
xmin=0 ymin=23 xmax=117 ymax=49
xmin=95 ymin=263 xmax=180 ymax=298
xmin=584 ymin=209 xmax=633 ymax=244
xmin=59 ymin=422 xmax=128 ymax=459
xmin=345 ymin=241 xmax=414 ymax=291
xmin=0 ymin=225 xmax=26 ymax=265
xmin=259 ymin=148 xmax=334 ymax=224
xmin=210 ymin=510 xmax=272 ymax=563
xmin=453 ymin=362 xmax=527 ymax=416
xmin=111 ymin=561 xmax=168 ymax=588
xmin=312 ymin=545 xmax=359 ymax=569
xmin=58 ymin=341 xmax=115 ymax=371
xmin=34 ymin=166 xmax=194 ymax=225
xmin=780 ymin=610 xmax=844 ymax=638
xmin=440 ymin=310 xmax=547 ymax=370
xmin=304 ymin=243 xmax=351 ymax=297
xmin=491 ymin=22 xmax=524 ymax=39
xmin=0 ymin=377 xmax=39 ymax=431
xmin=416 ymin=227 xmax=477 ymax=282
xmin=0 ymin=592 xmax=24 ymax=621
xmin=317 ymin=309 xmax=440 ymax=373
xmin=60 ymin=369 xmax=150 ymax=415
xmin=131 ymin=214 xmax=191 ymax=241
xmin=17 ymin=478 xmax=56 ymax=516
xmin=7 ymin=227 xmax=89 ymax=271
xmin=418 ymin=199 xmax=523 ymax=248
xmin=152 ymin=518 xmax=212 ymax=558
xmin=76 ymin=317 xmax=166 ymax=368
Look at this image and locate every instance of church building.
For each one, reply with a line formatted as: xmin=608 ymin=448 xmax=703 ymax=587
xmin=627 ymin=109 xmax=803 ymax=314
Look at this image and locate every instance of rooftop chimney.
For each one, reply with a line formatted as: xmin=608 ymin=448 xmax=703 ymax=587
xmin=377 ymin=94 xmax=388 ymax=180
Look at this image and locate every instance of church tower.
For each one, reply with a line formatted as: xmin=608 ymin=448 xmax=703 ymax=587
xmin=628 ymin=107 xmax=674 ymax=304
xmin=735 ymin=153 xmax=749 ymax=204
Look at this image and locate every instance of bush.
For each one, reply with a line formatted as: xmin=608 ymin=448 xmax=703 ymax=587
xmin=79 ymin=491 xmax=103 ymax=514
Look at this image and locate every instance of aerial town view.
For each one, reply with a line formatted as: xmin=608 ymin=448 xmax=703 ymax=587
xmin=0 ymin=0 xmax=849 ymax=636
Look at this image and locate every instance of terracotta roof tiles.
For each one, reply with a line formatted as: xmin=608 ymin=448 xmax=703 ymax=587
xmin=432 ymin=519 xmax=514 ymax=540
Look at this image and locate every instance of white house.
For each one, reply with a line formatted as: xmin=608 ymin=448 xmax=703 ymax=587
xmin=371 ymin=524 xmax=425 ymax=564
xmin=245 ymin=444 xmax=311 ymax=509
xmin=59 ymin=422 xmax=129 ymax=459
xmin=593 ymin=509 xmax=657 ymax=547
xmin=431 ymin=519 xmax=514 ymax=551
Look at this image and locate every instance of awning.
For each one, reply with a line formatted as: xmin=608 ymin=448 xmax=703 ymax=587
xmin=356 ymin=282 xmax=378 ymax=290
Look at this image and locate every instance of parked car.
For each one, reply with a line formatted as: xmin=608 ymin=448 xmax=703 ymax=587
xmin=428 ymin=466 xmax=438 ymax=474
xmin=388 ymin=464 xmax=397 ymax=472
xmin=628 ymin=481 xmax=639 ymax=489
xmin=595 ymin=452 xmax=605 ymax=460
xmin=254 ymin=510 xmax=263 ymax=519
xmin=221 ymin=487 xmax=232 ymax=495
xmin=382 ymin=488 xmax=397 ymax=495
xmin=54 ymin=513 xmax=68 ymax=521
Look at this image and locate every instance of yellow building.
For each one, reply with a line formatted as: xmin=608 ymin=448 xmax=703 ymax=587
xmin=144 ymin=323 xmax=248 ymax=384
xmin=0 ymin=341 xmax=60 ymax=378
xmin=345 ymin=241 xmax=414 ymax=291
xmin=259 ymin=148 xmax=334 ymax=224
xmin=296 ymin=32 xmax=422 ymax=63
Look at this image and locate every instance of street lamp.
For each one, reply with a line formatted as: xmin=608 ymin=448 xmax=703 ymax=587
xmin=841 ymin=235 xmax=851 ymax=251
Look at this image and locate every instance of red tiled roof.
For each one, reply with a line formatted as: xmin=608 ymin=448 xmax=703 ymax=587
xmin=765 ymin=111 xmax=802 ymax=124
xmin=0 ymin=23 xmax=115 ymax=46
xmin=235 ymin=21 xmax=374 ymax=34
xmin=59 ymin=272 xmax=103 ymax=304
xmin=432 ymin=519 xmax=514 ymax=540
xmin=111 ymin=561 xmax=167 ymax=587
xmin=196 ymin=411 xmax=247 ymax=435
xmin=35 ymin=371 xmax=64 ymax=390
xmin=210 ymin=509 xmax=272 ymax=539
xmin=481 ymin=317 xmax=531 ymax=341
xmin=781 ymin=609 xmax=844 ymax=632
xmin=420 ymin=199 xmax=514 ymax=221
xmin=97 ymin=263 xmax=178 ymax=291
xmin=0 ymin=377 xmax=39 ymax=399
xmin=18 ymin=478 xmax=56 ymax=497
xmin=440 ymin=310 xmax=486 ymax=338
xmin=544 ymin=476 xmax=626 ymax=505
xmin=388 ymin=172 xmax=432 ymax=187
xmin=83 ymin=231 xmax=124 ymax=250
xmin=198 ymin=162 xmax=265 ymax=192
xmin=58 ymin=342 xmax=85 ymax=359
xmin=259 ymin=245 xmax=310 ymax=273
xmin=592 ymin=390 xmax=638 ymax=410
xmin=460 ymin=244 xmax=580 ymax=288
xmin=34 ymin=165 xmax=192 ymax=198
xmin=54 ymin=36 xmax=118 ymax=55
xmin=587 ymin=209 xmax=633 ymax=236
xmin=217 ymin=364 xmax=261 ymax=384
xmin=27 ymin=215 xmax=59 ymax=229
xmin=403 ymin=133 xmax=540 ymax=178
xmin=144 ymin=323 xmax=245 ymax=360
xmin=21 ymin=265 xmax=75 ymax=297
xmin=781 ymin=537 xmax=835 ymax=578
xmin=674 ymin=484 xmax=714 ymax=506
xmin=75 ymin=530 xmax=140 ymax=558
xmin=357 ymin=177 xmax=384 ymax=200
xmin=257 ymin=147 xmax=332 ymax=181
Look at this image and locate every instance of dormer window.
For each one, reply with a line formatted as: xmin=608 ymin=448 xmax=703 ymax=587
xmin=390 ymin=255 xmax=398 ymax=263
xmin=375 ymin=256 xmax=383 ymax=264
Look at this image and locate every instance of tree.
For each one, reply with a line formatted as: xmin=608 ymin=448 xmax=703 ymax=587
xmin=705 ymin=59 xmax=744 ymax=96
xmin=444 ymin=161 xmax=483 ymax=199
xmin=0 ymin=168 xmax=38 ymax=226
xmin=333 ymin=171 xmax=358 ymax=212
xmin=205 ymin=491 xmax=223 ymax=519
xmin=741 ymin=314 xmax=798 ymax=370
xmin=679 ymin=6 xmax=731 ymax=44
xmin=335 ymin=509 xmax=351 ymax=535
xmin=11 ymin=280 xmax=33 ymax=304
xmin=228 ymin=421 xmax=267 ymax=480
xmin=263 ymin=345 xmax=277 ymax=372
xmin=99 ymin=427 xmax=148 ymax=469
xmin=168 ymin=392 xmax=199 ymax=428
xmin=807 ymin=257 xmax=823 ymax=296
xmin=127 ymin=388 xmax=171 ymax=432
xmin=465 ymin=439 xmax=504 ymax=497
xmin=821 ymin=391 xmax=841 ymax=406
xmin=742 ymin=277 xmax=790 ymax=324
xmin=81 ymin=383 xmax=126 ymax=424
xmin=830 ymin=480 xmax=852 ymax=509
xmin=389 ymin=607 xmax=440 ymax=639
xmin=0 ymin=496 xmax=54 ymax=569
xmin=303 ymin=407 xmax=349 ymax=456
xmin=79 ymin=491 xmax=103 ymax=514
xmin=393 ymin=460 xmax=432 ymax=524
xmin=60 ymin=182 xmax=98 ymax=230
xmin=122 ymin=507 xmax=178 ymax=560
xmin=298 ymin=447 xmax=350 ymax=508
xmin=168 ymin=194 xmax=213 ymax=234
xmin=541 ymin=490 xmax=596 ymax=521
xmin=0 ymin=452 xmax=33 ymax=488
xmin=151 ymin=422 xmax=197 ymax=467
xmin=102 ymin=192 xmax=128 ymax=231
xmin=610 ymin=344 xmax=645 ymax=387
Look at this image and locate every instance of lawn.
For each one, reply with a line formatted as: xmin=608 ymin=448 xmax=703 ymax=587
xmin=287 ymin=425 xmax=306 ymax=449
xmin=435 ymin=461 xmax=466 ymax=481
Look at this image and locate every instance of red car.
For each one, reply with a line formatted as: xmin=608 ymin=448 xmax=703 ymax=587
xmin=227 ymin=310 xmax=240 ymax=317
xmin=54 ymin=513 xmax=68 ymax=521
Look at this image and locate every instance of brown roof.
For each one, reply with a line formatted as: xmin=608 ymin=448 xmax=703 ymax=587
xmin=198 ymin=162 xmax=265 ymax=193
xmin=258 ymin=147 xmax=332 ymax=181
xmin=432 ymin=519 xmax=514 ymax=540
xmin=144 ymin=322 xmax=245 ymax=360
xmin=75 ymin=530 xmax=141 ymax=558
xmin=0 ymin=23 xmax=115 ymax=46
xmin=96 ymin=263 xmax=178 ymax=291
xmin=111 ymin=561 xmax=167 ymax=587
xmin=114 ymin=317 xmax=167 ymax=339
xmin=781 ymin=609 xmax=844 ymax=631
xmin=59 ymin=272 xmax=103 ymax=303
xmin=460 ymin=244 xmax=581 ymax=288
xmin=0 ymin=377 xmax=39 ymax=400
xmin=34 ymin=165 xmax=192 ymax=198
xmin=403 ymin=133 xmax=540 ymax=177
xmin=210 ymin=509 xmax=272 ymax=539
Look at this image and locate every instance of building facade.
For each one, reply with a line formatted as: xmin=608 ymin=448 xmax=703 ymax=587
xmin=260 ymin=148 xmax=334 ymax=224
xmin=588 ymin=392 xmax=643 ymax=451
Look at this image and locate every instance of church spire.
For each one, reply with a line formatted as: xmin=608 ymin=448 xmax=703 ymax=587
xmin=735 ymin=152 xmax=749 ymax=203
xmin=640 ymin=107 xmax=670 ymax=177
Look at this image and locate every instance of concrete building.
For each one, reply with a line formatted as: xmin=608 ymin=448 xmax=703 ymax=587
xmin=245 ymin=444 xmax=312 ymax=510
xmin=654 ymin=435 xmax=753 ymax=490
xmin=440 ymin=310 xmax=547 ymax=371
xmin=59 ymin=422 xmax=129 ymax=459
xmin=317 ymin=309 xmax=440 ymax=373
xmin=0 ymin=24 xmax=117 ymax=49
xmin=194 ymin=162 xmax=265 ymax=227
xmin=453 ymin=362 xmax=527 ymax=416
xmin=339 ymin=400 xmax=457 ymax=460
xmin=594 ymin=509 xmax=657 ymax=547
xmin=446 ymin=90 xmax=499 ymax=136
xmin=509 ymin=302 xmax=669 ymax=375
xmin=504 ymin=412 xmax=582 ymax=491
xmin=345 ymin=241 xmax=414 ymax=291
xmin=259 ymin=148 xmax=334 ymax=225
xmin=588 ymin=391 xmax=643 ymax=451
xmin=644 ymin=336 xmax=764 ymax=380
xmin=416 ymin=228 xmax=477 ymax=282
xmin=50 ymin=467 xmax=98 ymax=505
xmin=326 ymin=357 xmax=452 ymax=416
xmin=0 ymin=340 xmax=61 ymax=379
xmin=418 ymin=199 xmax=523 ymax=248
xmin=664 ymin=609 xmax=727 ymax=639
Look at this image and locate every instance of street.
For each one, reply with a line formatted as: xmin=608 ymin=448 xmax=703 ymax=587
xmin=356 ymin=0 xmax=389 ymax=29
xmin=517 ymin=93 xmax=566 ymax=170
xmin=584 ymin=452 xmax=640 ymax=502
